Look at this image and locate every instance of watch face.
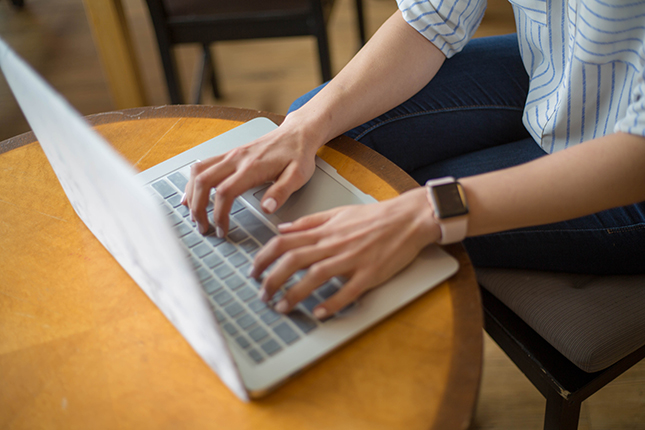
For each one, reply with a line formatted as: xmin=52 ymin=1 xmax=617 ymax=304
xmin=431 ymin=183 xmax=469 ymax=218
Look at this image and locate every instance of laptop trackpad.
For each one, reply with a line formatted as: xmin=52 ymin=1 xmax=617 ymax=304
xmin=252 ymin=166 xmax=367 ymax=223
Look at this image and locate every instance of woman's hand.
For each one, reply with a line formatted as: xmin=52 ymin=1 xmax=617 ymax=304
xmin=251 ymin=187 xmax=441 ymax=319
xmin=182 ymin=117 xmax=323 ymax=236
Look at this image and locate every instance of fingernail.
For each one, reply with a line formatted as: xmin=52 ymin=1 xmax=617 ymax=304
xmin=216 ymin=227 xmax=225 ymax=238
xmin=247 ymin=265 xmax=255 ymax=278
xmin=262 ymin=197 xmax=277 ymax=214
xmin=198 ymin=223 xmax=208 ymax=234
xmin=275 ymin=299 xmax=289 ymax=313
xmin=180 ymin=193 xmax=187 ymax=205
xmin=277 ymin=222 xmax=292 ymax=231
xmin=259 ymin=288 xmax=269 ymax=302
xmin=313 ymin=307 xmax=327 ymax=320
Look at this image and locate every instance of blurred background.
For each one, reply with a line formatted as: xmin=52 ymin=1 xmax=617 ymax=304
xmin=0 ymin=1 xmax=642 ymax=429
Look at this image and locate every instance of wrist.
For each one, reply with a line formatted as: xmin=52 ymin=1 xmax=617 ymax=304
xmin=402 ymin=187 xmax=442 ymax=248
xmin=282 ymin=105 xmax=336 ymax=150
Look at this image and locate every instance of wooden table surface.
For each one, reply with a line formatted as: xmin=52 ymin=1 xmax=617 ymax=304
xmin=0 ymin=106 xmax=482 ymax=430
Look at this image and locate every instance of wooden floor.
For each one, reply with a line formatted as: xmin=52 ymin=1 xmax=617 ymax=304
xmin=1 ymin=1 xmax=644 ymax=429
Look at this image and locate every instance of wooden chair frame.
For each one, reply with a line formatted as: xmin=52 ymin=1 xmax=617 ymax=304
xmin=145 ymin=0 xmax=366 ymax=104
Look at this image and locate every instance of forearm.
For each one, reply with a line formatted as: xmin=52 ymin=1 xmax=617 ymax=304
xmin=461 ymin=133 xmax=645 ymax=236
xmin=284 ymin=11 xmax=446 ymax=148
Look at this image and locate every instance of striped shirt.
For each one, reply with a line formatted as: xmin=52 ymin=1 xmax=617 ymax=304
xmin=398 ymin=0 xmax=645 ymax=153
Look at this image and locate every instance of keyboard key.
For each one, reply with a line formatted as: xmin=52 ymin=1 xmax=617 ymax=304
xmin=189 ymin=256 xmax=200 ymax=269
xmin=236 ymin=313 xmax=256 ymax=330
xmin=196 ymin=267 xmax=211 ymax=282
xmin=202 ymin=278 xmax=222 ymax=294
xmin=192 ymin=243 xmax=212 ymax=258
xmin=214 ymin=264 xmax=234 ymax=279
xmin=236 ymin=286 xmax=256 ymax=302
xmin=228 ymin=228 xmax=248 ymax=243
xmin=288 ymin=309 xmax=318 ymax=334
xmin=229 ymin=253 xmax=248 ymax=268
xmin=248 ymin=278 xmax=262 ymax=290
xmin=223 ymin=322 xmax=238 ymax=336
xmin=238 ymin=262 xmax=252 ymax=276
xmin=236 ymin=336 xmax=251 ymax=349
xmin=151 ymin=179 xmax=176 ymax=198
xmin=203 ymin=253 xmax=223 ymax=269
xmin=175 ymin=223 xmax=192 ymax=237
xmin=240 ymin=239 xmax=259 ymax=254
xmin=205 ymin=234 xmax=225 ymax=247
xmin=260 ymin=309 xmax=281 ymax=326
xmin=167 ymin=194 xmax=183 ymax=208
xmin=234 ymin=209 xmax=275 ymax=245
xmin=225 ymin=301 xmax=244 ymax=318
xmin=248 ymin=299 xmax=268 ymax=314
xmin=176 ymin=205 xmax=190 ymax=217
xmin=181 ymin=233 xmax=203 ymax=248
xmin=273 ymin=322 xmax=300 ymax=345
xmin=248 ymin=326 xmax=269 ymax=343
xmin=248 ymin=349 xmax=264 ymax=363
xmin=168 ymin=212 xmax=183 ymax=226
xmin=260 ymin=339 xmax=282 ymax=356
xmin=216 ymin=241 xmax=237 ymax=257
xmin=167 ymin=172 xmax=188 ymax=192
xmin=225 ymin=274 xmax=245 ymax=290
xmin=300 ymin=295 xmax=320 ymax=313
xmin=316 ymin=281 xmax=339 ymax=299
xmin=231 ymin=199 xmax=245 ymax=214
xmin=213 ymin=290 xmax=233 ymax=306
xmin=214 ymin=309 xmax=226 ymax=323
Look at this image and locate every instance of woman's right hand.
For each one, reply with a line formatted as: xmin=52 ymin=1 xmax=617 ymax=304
xmin=182 ymin=116 xmax=322 ymax=236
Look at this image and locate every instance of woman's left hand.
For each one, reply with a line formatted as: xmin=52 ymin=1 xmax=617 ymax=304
xmin=250 ymin=187 xmax=440 ymax=319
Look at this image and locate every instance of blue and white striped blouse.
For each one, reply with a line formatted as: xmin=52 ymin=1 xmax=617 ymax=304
xmin=398 ymin=0 xmax=645 ymax=153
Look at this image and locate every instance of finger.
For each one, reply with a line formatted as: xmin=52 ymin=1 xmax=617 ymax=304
xmin=312 ymin=271 xmax=373 ymax=319
xmin=277 ymin=209 xmax=338 ymax=234
xmin=183 ymin=156 xmax=222 ymax=207
xmin=254 ymin=233 xmax=323 ymax=298
xmin=260 ymin=162 xmax=313 ymax=214
xmin=186 ymin=159 xmax=234 ymax=234
xmin=210 ymin=166 xmax=271 ymax=236
xmin=273 ymin=253 xmax=356 ymax=314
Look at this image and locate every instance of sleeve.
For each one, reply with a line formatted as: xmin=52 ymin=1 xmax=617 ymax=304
xmin=615 ymin=60 xmax=645 ymax=138
xmin=397 ymin=0 xmax=488 ymax=58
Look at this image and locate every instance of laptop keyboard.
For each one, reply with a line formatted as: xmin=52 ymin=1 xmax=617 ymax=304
xmin=149 ymin=171 xmax=342 ymax=365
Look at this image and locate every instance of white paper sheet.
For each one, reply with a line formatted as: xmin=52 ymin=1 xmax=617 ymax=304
xmin=0 ymin=38 xmax=247 ymax=401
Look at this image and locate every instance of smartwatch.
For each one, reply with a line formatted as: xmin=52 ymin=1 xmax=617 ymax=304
xmin=425 ymin=177 xmax=469 ymax=244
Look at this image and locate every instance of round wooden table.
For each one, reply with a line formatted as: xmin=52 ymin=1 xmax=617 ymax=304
xmin=0 ymin=106 xmax=482 ymax=430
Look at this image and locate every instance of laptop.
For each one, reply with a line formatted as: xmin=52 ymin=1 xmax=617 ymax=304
xmin=0 ymin=38 xmax=459 ymax=400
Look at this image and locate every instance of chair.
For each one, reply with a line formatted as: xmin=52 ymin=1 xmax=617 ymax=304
xmin=477 ymin=268 xmax=645 ymax=430
xmin=144 ymin=0 xmax=366 ymax=104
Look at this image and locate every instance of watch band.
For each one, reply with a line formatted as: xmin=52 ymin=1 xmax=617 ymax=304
xmin=425 ymin=177 xmax=469 ymax=245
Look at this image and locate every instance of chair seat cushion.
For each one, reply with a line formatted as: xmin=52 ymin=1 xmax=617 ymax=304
xmin=476 ymin=268 xmax=645 ymax=373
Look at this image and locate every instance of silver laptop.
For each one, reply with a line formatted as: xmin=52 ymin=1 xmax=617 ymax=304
xmin=0 ymin=38 xmax=459 ymax=400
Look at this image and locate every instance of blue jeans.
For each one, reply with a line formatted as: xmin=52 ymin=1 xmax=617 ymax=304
xmin=289 ymin=35 xmax=645 ymax=275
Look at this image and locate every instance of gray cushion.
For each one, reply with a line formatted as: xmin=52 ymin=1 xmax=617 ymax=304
xmin=476 ymin=268 xmax=645 ymax=373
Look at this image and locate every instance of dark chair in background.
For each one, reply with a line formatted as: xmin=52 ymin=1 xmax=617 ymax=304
xmin=144 ymin=0 xmax=366 ymax=104
xmin=477 ymin=268 xmax=645 ymax=430
xmin=7 ymin=0 xmax=25 ymax=8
